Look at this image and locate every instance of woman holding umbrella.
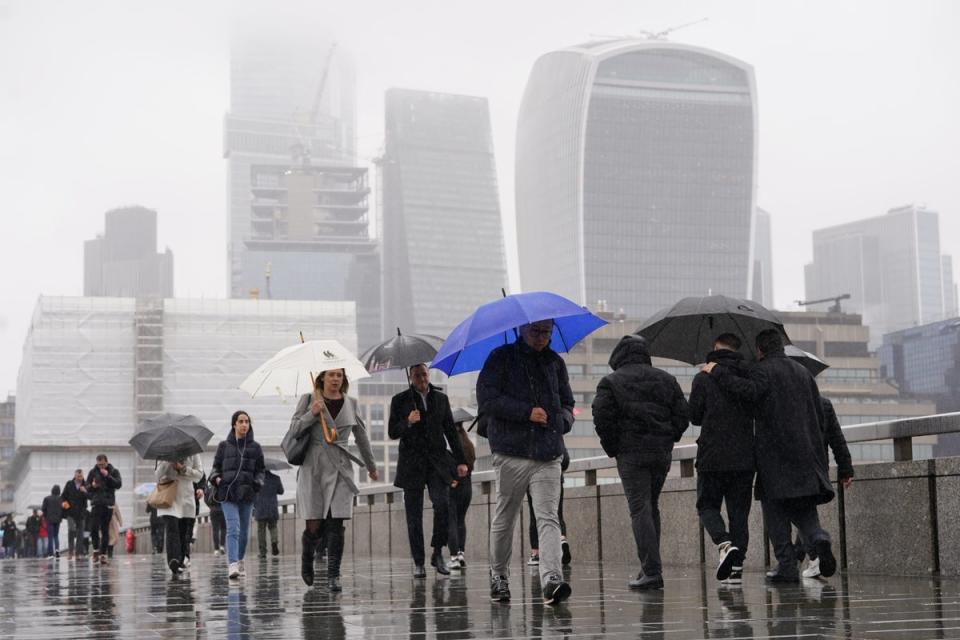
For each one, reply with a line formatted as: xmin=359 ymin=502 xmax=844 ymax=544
xmin=155 ymin=453 xmax=204 ymax=575
xmin=289 ymin=369 xmax=378 ymax=591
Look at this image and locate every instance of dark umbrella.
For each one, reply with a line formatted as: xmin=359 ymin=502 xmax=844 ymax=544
xmin=637 ymin=295 xmax=790 ymax=365
xmin=360 ymin=329 xmax=445 ymax=374
xmin=129 ymin=413 xmax=214 ymax=461
xmin=264 ymin=457 xmax=292 ymax=471
xmin=451 ymin=407 xmax=477 ymax=424
xmin=785 ymin=345 xmax=830 ymax=377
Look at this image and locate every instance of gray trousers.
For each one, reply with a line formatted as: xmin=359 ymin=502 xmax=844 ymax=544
xmin=489 ymin=453 xmax=562 ymax=586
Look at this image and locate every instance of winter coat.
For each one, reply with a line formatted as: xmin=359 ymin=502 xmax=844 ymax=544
xmin=822 ymin=398 xmax=854 ymax=480
xmin=39 ymin=518 xmax=48 ymax=538
xmin=289 ymin=394 xmax=377 ymax=520
xmin=688 ymin=349 xmax=756 ymax=473
xmin=86 ymin=464 xmax=123 ymax=508
xmin=389 ymin=384 xmax=466 ymax=490
xmin=61 ymin=480 xmax=89 ymax=518
xmin=1 ymin=519 xmax=16 ymax=547
xmin=211 ymin=427 xmax=265 ymax=504
xmin=592 ymin=336 xmax=689 ymax=465
xmin=155 ymin=454 xmax=204 ymax=520
xmin=253 ymin=471 xmax=285 ymax=522
xmin=477 ymin=341 xmax=574 ymax=462
xmin=711 ymin=349 xmax=834 ymax=504
xmin=42 ymin=487 xmax=64 ymax=525
xmin=25 ymin=515 xmax=40 ymax=537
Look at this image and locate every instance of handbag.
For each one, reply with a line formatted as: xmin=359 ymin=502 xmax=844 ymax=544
xmin=147 ymin=479 xmax=177 ymax=509
xmin=282 ymin=421 xmax=311 ymax=466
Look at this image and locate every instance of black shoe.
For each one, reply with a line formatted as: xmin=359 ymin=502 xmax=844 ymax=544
xmin=490 ymin=575 xmax=511 ymax=602
xmin=765 ymin=569 xmax=800 ymax=584
xmin=327 ymin=576 xmax=342 ymax=592
xmin=414 ymin=564 xmax=427 ymax=578
xmin=258 ymin=552 xmax=267 ymax=559
xmin=168 ymin=559 xmax=182 ymax=575
xmin=301 ymin=531 xmax=317 ymax=587
xmin=543 ymin=577 xmax=572 ymax=605
xmin=629 ymin=573 xmax=664 ymax=590
xmin=271 ymin=542 xmax=280 ymax=556
xmin=561 ymin=540 xmax=572 ymax=566
xmin=431 ymin=550 xmax=450 ymax=576
xmin=814 ymin=540 xmax=837 ymax=577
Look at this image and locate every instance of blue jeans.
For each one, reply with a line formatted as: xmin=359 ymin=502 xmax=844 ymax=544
xmin=47 ymin=522 xmax=61 ymax=556
xmin=221 ymin=501 xmax=253 ymax=564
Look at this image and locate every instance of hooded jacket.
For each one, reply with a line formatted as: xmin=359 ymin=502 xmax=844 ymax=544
xmin=592 ymin=335 xmax=689 ymax=464
xmin=41 ymin=486 xmax=63 ymax=525
xmin=253 ymin=470 xmax=285 ymax=522
xmin=689 ymin=349 xmax=755 ymax=473
xmin=211 ymin=426 xmax=265 ymax=504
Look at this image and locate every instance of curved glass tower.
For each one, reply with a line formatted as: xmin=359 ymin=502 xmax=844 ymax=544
xmin=516 ymin=41 xmax=757 ymax=319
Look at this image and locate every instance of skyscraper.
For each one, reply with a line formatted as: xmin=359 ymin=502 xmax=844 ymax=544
xmin=83 ymin=206 xmax=174 ymax=298
xmin=752 ymin=207 xmax=774 ymax=308
xmin=515 ymin=40 xmax=757 ymax=319
xmin=805 ymin=204 xmax=950 ymax=344
xmin=381 ymin=89 xmax=508 ymax=338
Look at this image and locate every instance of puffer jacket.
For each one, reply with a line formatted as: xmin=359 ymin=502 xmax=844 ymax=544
xmin=592 ymin=335 xmax=689 ymax=464
xmin=211 ymin=426 xmax=265 ymax=504
xmin=688 ymin=349 xmax=755 ymax=472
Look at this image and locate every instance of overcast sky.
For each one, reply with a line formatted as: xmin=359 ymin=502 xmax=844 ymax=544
xmin=1 ymin=0 xmax=958 ymax=393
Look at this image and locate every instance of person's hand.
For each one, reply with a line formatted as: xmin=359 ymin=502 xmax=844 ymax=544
xmin=311 ymin=399 xmax=324 ymax=416
xmin=195 ymin=489 xmax=204 ymax=500
xmin=214 ymin=477 xmax=222 ymax=486
xmin=368 ymin=469 xmax=379 ymax=481
xmin=842 ymin=477 xmax=854 ymax=489
xmin=80 ymin=486 xmax=87 ymax=493
xmin=702 ymin=363 xmax=717 ymax=374
xmin=456 ymin=464 xmax=468 ymax=478
xmin=450 ymin=480 xmax=459 ymax=489
xmin=407 ymin=409 xmax=421 ymax=424
xmin=99 ymin=468 xmax=108 ymax=477
xmin=530 ymin=407 xmax=548 ymax=424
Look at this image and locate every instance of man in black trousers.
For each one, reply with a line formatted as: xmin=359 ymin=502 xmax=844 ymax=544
xmin=704 ymin=329 xmax=836 ymax=583
xmin=689 ymin=333 xmax=755 ymax=584
xmin=389 ymin=364 xmax=468 ymax=577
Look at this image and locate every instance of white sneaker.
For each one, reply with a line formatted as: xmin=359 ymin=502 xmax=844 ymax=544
xmin=457 ymin=552 xmax=466 ymax=568
xmin=228 ymin=562 xmax=240 ymax=579
xmin=527 ymin=553 xmax=540 ymax=566
xmin=183 ymin=556 xmax=191 ymax=568
xmin=238 ymin=560 xmax=246 ymax=576
xmin=716 ymin=541 xmax=739 ymax=581
xmin=802 ymin=557 xmax=821 ymax=578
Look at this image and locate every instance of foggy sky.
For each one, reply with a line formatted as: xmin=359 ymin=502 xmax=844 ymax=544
xmin=1 ymin=0 xmax=958 ymax=392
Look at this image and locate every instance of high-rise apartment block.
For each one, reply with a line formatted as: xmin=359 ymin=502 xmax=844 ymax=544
xmin=83 ymin=206 xmax=173 ymax=298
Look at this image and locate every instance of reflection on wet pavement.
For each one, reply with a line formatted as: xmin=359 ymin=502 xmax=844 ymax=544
xmin=0 ymin=553 xmax=959 ymax=638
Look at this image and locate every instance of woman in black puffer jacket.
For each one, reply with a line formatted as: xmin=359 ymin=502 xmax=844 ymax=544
xmin=211 ymin=410 xmax=265 ymax=580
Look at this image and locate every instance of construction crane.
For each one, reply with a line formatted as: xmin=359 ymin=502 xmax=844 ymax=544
xmin=590 ymin=17 xmax=708 ymax=42
xmin=292 ymin=42 xmax=338 ymax=167
xmin=795 ymin=294 xmax=851 ymax=314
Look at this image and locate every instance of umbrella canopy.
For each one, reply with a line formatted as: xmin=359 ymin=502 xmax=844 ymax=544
xmin=432 ymin=291 xmax=608 ymax=376
xmin=129 ymin=413 xmax=214 ymax=461
xmin=134 ymin=482 xmax=156 ymax=497
xmin=263 ymin=457 xmax=292 ymax=472
xmin=784 ymin=345 xmax=830 ymax=377
xmin=239 ymin=339 xmax=370 ymax=398
xmin=637 ymin=295 xmax=790 ymax=365
xmin=451 ymin=407 xmax=477 ymax=424
xmin=360 ymin=330 xmax=445 ymax=374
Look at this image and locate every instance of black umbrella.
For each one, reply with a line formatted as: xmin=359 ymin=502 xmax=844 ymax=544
xmin=451 ymin=407 xmax=477 ymax=424
xmin=785 ymin=345 xmax=830 ymax=377
xmin=264 ymin=457 xmax=292 ymax=471
xmin=361 ymin=328 xmax=445 ymax=374
xmin=637 ymin=295 xmax=790 ymax=365
xmin=129 ymin=413 xmax=214 ymax=461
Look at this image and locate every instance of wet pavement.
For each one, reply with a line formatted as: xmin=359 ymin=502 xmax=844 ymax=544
xmin=2 ymin=553 xmax=960 ymax=638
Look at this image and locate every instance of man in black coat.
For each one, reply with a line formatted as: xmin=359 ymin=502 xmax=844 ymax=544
xmin=689 ymin=333 xmax=755 ymax=584
xmin=62 ymin=469 xmax=89 ymax=558
xmin=254 ymin=470 xmax=285 ymax=558
xmin=593 ymin=335 xmax=689 ymax=591
xmin=390 ymin=364 xmax=467 ymax=577
xmin=704 ymin=329 xmax=836 ymax=582
xmin=86 ymin=453 xmax=122 ymax=564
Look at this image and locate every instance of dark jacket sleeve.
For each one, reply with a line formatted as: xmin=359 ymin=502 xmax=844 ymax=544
xmin=388 ymin=393 xmax=411 ymax=440
xmin=441 ymin=397 xmax=467 ymax=465
xmin=556 ymin=356 xmax=575 ymax=434
xmin=688 ymin=374 xmax=707 ymax=426
xmin=712 ymin=364 xmax=770 ymax=404
xmin=210 ymin=441 xmax=225 ymax=482
xmin=477 ymin=347 xmax=533 ymax=422
xmin=592 ymin=376 xmax=621 ymax=458
xmin=670 ymin=379 xmax=690 ymax=442
xmin=107 ymin=466 xmax=122 ymax=490
xmin=822 ymin=399 xmax=854 ymax=478
xmin=253 ymin=449 xmax=266 ymax=490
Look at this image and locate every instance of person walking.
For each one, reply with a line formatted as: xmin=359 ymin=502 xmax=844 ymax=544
xmin=211 ymin=410 xmax=265 ymax=580
xmin=182 ymin=474 xmax=205 ymax=567
xmin=63 ymin=469 xmax=89 ymax=559
xmin=446 ymin=417 xmax=476 ymax=570
xmin=37 ymin=513 xmax=48 ymax=557
xmin=704 ymin=329 xmax=837 ymax=583
xmin=146 ymin=503 xmax=164 ymax=554
xmin=1 ymin=514 xmax=17 ymax=559
xmin=688 ymin=333 xmax=756 ymax=585
xmin=593 ymin=335 xmax=689 ymax=590
xmin=288 ymin=369 xmax=378 ymax=591
xmin=204 ymin=482 xmax=226 ymax=556
xmin=25 ymin=510 xmax=41 ymax=558
xmin=107 ymin=503 xmax=122 ymax=558
xmin=390 ymin=364 xmax=468 ymax=578
xmin=156 ymin=453 xmax=204 ymax=575
xmin=86 ymin=453 xmax=122 ymax=565
xmin=253 ymin=469 xmax=284 ymax=559
xmin=526 ymin=447 xmax=572 ymax=567
xmin=41 ymin=484 xmax=64 ymax=558
xmin=478 ymin=319 xmax=575 ymax=606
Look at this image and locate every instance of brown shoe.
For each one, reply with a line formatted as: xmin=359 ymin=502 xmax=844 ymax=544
xmin=100 ymin=555 xmax=109 ymax=565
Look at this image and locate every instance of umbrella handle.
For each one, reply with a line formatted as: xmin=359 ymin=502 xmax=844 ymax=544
xmin=302 ymin=330 xmax=337 ymax=445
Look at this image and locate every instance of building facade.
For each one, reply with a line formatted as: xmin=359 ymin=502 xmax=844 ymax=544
xmin=880 ymin=318 xmax=960 ymax=417
xmin=83 ymin=206 xmax=173 ymax=298
xmin=515 ymin=40 xmax=758 ymax=319
xmin=0 ymin=395 xmax=14 ymax=514
xmin=381 ymin=89 xmax=508 ymax=339
xmin=752 ymin=207 xmax=774 ymax=308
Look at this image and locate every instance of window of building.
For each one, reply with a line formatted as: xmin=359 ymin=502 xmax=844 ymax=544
xmin=824 ymin=341 xmax=869 ymax=358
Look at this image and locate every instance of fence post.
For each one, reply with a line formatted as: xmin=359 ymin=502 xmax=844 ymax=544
xmin=893 ymin=437 xmax=913 ymax=462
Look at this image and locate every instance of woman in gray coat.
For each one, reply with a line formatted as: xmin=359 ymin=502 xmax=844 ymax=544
xmin=290 ymin=368 xmax=378 ymax=591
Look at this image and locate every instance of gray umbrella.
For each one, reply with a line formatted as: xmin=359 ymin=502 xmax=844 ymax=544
xmin=785 ymin=345 xmax=830 ymax=377
xmin=360 ymin=328 xmax=445 ymax=374
xmin=129 ymin=413 xmax=214 ymax=461
xmin=637 ymin=295 xmax=790 ymax=365
xmin=263 ymin=457 xmax=292 ymax=471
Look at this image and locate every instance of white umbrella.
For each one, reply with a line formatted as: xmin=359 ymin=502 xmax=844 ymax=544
xmin=239 ymin=339 xmax=370 ymax=399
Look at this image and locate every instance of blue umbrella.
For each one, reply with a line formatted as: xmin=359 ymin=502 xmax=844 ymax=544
xmin=431 ymin=291 xmax=608 ymax=375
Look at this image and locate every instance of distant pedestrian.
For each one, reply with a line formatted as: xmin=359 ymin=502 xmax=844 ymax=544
xmin=204 ymin=481 xmax=226 ymax=556
xmin=86 ymin=454 xmax=122 ymax=565
xmin=688 ymin=333 xmax=755 ymax=585
xmin=593 ymin=335 xmax=689 ymax=591
xmin=41 ymin=484 xmax=64 ymax=558
xmin=389 ymin=364 xmax=467 ymax=578
xmin=289 ymin=369 xmax=378 ymax=591
xmin=211 ymin=410 xmax=265 ymax=580
xmin=146 ymin=503 xmax=164 ymax=554
xmin=253 ymin=469 xmax=284 ymax=558
xmin=63 ymin=469 xmax=89 ymax=559
xmin=478 ymin=319 xmax=575 ymax=606
xmin=526 ymin=448 xmax=572 ymax=567
xmin=183 ymin=474 xmax=206 ymax=567
xmin=1 ymin=514 xmax=16 ymax=559
xmin=25 ymin=510 xmax=41 ymax=557
xmin=446 ymin=417 xmax=476 ymax=570
xmin=704 ymin=329 xmax=837 ymax=583
xmin=37 ymin=514 xmax=48 ymax=557
xmin=156 ymin=453 xmax=204 ymax=575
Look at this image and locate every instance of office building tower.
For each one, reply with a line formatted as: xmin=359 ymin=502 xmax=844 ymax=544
xmin=83 ymin=206 xmax=173 ymax=298
xmin=752 ymin=207 xmax=774 ymax=307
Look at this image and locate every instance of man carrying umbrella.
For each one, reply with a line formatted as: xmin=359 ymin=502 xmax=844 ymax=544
xmin=389 ymin=364 xmax=468 ymax=577
xmin=479 ymin=319 xmax=575 ymax=605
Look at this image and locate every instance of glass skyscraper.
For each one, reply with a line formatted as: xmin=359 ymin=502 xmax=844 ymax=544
xmin=515 ymin=41 xmax=758 ymax=319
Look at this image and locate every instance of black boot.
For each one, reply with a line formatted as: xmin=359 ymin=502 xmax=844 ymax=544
xmin=327 ymin=523 xmax=345 ymax=592
xmin=301 ymin=530 xmax=318 ymax=587
xmin=272 ymin=541 xmax=280 ymax=556
xmin=431 ymin=548 xmax=450 ymax=575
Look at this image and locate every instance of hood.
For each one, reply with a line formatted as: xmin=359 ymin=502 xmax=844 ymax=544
xmin=609 ymin=335 xmax=652 ymax=370
xmin=705 ymin=349 xmax=745 ymax=366
xmin=51 ymin=485 xmax=61 ymax=496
